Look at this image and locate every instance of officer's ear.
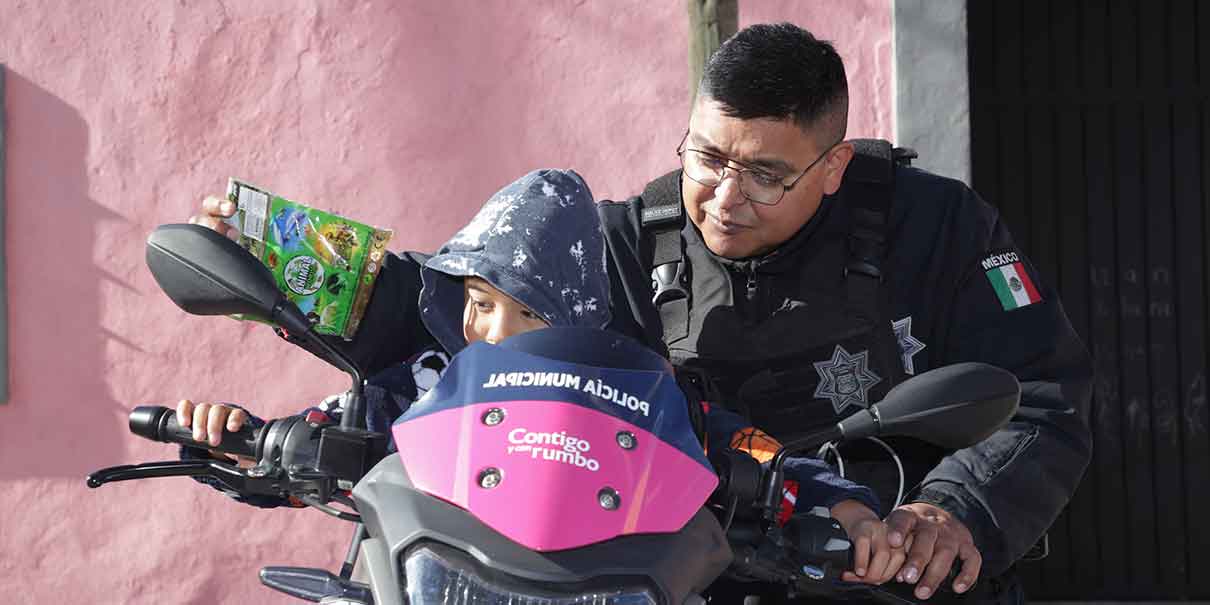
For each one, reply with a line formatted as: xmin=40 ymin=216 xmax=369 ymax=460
xmin=821 ymin=141 xmax=855 ymax=196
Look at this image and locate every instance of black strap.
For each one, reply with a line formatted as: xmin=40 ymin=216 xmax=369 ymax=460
xmin=639 ymin=170 xmax=691 ymax=345
xmin=640 ymin=171 xmax=690 ymax=314
xmin=842 ymin=140 xmax=915 ymax=392
xmin=842 ymin=141 xmax=916 ymax=276
xmin=640 ymin=170 xmax=685 ymax=267
xmin=844 ymin=140 xmax=895 ymax=279
xmin=841 ymin=140 xmax=900 ymax=330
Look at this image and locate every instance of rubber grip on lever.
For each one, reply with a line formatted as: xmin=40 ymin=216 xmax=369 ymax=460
xmin=128 ymin=405 xmax=259 ymax=460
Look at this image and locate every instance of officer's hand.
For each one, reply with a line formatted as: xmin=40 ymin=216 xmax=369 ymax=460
xmin=176 ymin=399 xmax=255 ymax=465
xmin=885 ymin=502 xmax=981 ymax=599
xmin=831 ymin=499 xmax=903 ymax=585
xmin=186 ymin=195 xmax=240 ymax=241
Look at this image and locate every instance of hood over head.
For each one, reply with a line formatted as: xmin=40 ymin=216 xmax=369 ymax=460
xmin=419 ymin=169 xmax=611 ymax=354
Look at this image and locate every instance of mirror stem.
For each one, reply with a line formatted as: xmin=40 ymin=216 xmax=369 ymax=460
xmin=272 ymin=302 xmax=367 ymax=430
xmin=760 ymin=424 xmax=843 ymax=523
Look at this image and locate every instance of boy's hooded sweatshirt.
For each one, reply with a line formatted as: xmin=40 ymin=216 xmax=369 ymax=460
xmin=418 ymin=169 xmax=612 ymax=355
xmin=190 ymin=169 xmax=879 ymax=515
xmin=358 ymin=168 xmax=614 ymax=435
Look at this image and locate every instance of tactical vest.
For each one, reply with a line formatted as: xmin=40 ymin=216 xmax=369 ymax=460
xmin=643 ymin=147 xmax=1052 ymax=562
xmin=642 ymin=140 xmax=919 ymax=443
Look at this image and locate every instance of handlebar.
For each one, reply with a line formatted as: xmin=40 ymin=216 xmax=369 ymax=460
xmin=713 ymin=451 xmax=967 ymax=604
xmin=90 ymin=404 xmax=386 ymax=517
xmin=128 ymin=405 xmax=261 ymax=459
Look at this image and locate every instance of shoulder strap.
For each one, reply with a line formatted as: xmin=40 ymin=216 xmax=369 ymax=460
xmin=637 ymin=170 xmax=692 ymax=348
xmin=639 ymin=170 xmax=685 ymax=268
xmin=843 ymin=139 xmax=897 ymax=283
xmin=840 ymin=140 xmax=916 ymax=388
xmin=842 ymin=141 xmax=916 ymax=275
xmin=842 ymin=140 xmax=915 ymax=306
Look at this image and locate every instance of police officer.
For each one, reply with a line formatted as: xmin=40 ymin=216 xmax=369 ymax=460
xmin=595 ymin=23 xmax=1093 ymax=603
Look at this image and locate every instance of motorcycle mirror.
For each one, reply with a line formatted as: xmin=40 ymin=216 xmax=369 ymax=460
xmin=145 ymin=223 xmax=286 ymax=320
xmin=761 ymin=362 xmax=1020 ymax=523
xmin=838 ymin=362 xmax=1020 ymax=449
xmin=145 ymin=223 xmax=369 ymax=430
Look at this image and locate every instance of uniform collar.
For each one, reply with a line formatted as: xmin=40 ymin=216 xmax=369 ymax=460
xmin=684 ymin=194 xmax=838 ymax=274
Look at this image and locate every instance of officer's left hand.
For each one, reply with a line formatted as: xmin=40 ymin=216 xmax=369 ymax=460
xmin=885 ymin=502 xmax=981 ymax=599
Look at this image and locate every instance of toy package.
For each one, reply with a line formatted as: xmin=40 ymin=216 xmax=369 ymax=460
xmin=225 ymin=178 xmax=393 ymax=340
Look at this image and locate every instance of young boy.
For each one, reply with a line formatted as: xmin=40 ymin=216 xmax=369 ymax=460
xmin=179 ymin=168 xmax=900 ymax=584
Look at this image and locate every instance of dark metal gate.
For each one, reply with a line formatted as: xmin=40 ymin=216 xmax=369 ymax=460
xmin=969 ymin=0 xmax=1210 ymax=600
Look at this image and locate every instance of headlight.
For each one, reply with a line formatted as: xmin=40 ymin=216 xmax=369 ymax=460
xmin=403 ymin=545 xmax=659 ymax=605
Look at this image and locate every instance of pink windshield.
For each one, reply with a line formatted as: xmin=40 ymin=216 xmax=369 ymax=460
xmin=392 ymin=399 xmax=718 ymax=552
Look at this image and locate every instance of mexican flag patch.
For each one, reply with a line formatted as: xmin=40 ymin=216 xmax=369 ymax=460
xmin=984 ymin=258 xmax=1042 ymax=310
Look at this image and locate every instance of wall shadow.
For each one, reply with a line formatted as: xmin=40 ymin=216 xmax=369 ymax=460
xmin=0 ymin=69 xmax=127 ymax=478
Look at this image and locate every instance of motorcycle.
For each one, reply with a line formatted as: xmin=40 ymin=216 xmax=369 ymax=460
xmin=88 ymin=224 xmax=1020 ymax=605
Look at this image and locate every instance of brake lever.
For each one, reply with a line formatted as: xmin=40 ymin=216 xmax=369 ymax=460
xmin=87 ymin=459 xmax=295 ymax=499
xmin=791 ymin=554 xmax=968 ymax=605
xmin=88 ymin=459 xmax=343 ymax=505
xmin=87 ymin=460 xmax=247 ymax=488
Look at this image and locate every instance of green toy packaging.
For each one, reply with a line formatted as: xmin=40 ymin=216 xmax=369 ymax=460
xmin=225 ymin=178 xmax=393 ymax=340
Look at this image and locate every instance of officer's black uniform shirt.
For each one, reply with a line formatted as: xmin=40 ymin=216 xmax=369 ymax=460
xmin=597 ymin=165 xmax=1094 ymax=578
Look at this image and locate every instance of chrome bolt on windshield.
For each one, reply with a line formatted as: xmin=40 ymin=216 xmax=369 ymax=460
xmin=482 ymin=408 xmax=506 ymax=426
xmin=616 ymin=431 xmax=637 ymax=450
xmin=478 ymin=468 xmax=502 ymax=489
xmin=598 ymin=487 xmax=621 ymax=510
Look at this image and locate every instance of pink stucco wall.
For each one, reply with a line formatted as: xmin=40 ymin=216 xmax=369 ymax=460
xmin=0 ymin=2 xmax=891 ymax=602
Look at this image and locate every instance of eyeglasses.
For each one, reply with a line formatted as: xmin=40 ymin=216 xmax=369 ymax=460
xmin=676 ymin=132 xmax=840 ymax=206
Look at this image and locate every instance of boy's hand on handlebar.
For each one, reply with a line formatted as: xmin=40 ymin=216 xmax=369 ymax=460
xmin=176 ymin=399 xmax=255 ymax=465
xmin=830 ymin=499 xmax=903 ymax=585
xmin=886 ymin=502 xmax=982 ymax=599
xmin=186 ymin=195 xmax=241 ymax=241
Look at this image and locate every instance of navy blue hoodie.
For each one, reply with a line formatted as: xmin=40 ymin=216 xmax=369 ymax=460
xmin=354 ymin=169 xmax=618 ymax=438
xmin=418 ymin=169 xmax=612 ymax=355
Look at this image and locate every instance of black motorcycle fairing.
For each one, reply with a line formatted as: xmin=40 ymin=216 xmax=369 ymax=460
xmin=351 ymin=454 xmax=732 ymax=605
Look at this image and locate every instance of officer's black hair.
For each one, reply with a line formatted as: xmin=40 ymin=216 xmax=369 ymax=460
xmin=699 ymin=22 xmax=848 ymax=145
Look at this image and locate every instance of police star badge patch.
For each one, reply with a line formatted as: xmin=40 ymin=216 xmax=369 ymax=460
xmin=981 ymin=250 xmax=1042 ymax=311
xmin=892 ymin=316 xmax=926 ymax=375
xmin=814 ymin=345 xmax=882 ymax=414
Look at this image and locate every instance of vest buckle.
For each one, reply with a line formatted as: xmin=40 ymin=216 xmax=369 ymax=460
xmin=651 ymin=261 xmax=689 ymax=306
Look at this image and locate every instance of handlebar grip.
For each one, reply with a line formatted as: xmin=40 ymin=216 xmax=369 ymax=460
xmin=129 ymin=405 xmax=260 ymax=460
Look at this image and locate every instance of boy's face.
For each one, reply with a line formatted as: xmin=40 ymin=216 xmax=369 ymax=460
xmin=462 ymin=276 xmax=550 ymax=345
